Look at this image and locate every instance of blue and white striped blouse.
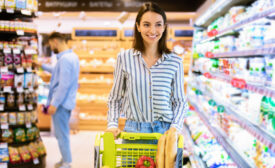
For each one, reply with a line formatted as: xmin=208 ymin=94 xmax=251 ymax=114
xmin=107 ymin=48 xmax=188 ymax=131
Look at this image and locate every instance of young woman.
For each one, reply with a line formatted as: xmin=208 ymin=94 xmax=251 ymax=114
xmin=106 ymin=2 xmax=188 ymax=139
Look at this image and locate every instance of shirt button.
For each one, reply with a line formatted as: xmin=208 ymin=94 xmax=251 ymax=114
xmin=149 ymin=96 xmax=152 ymax=99
xmin=149 ymin=71 xmax=151 ymax=74
xmin=149 ymin=82 xmax=151 ymax=85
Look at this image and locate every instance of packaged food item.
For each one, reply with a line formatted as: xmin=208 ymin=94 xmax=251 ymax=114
xmin=1 ymin=71 xmax=14 ymax=87
xmin=14 ymin=128 xmax=26 ymax=142
xmin=14 ymin=74 xmax=24 ymax=87
xmin=18 ymin=146 xmax=31 ymax=162
xmin=26 ymin=0 xmax=33 ymax=11
xmin=0 ymin=92 xmax=5 ymax=111
xmin=30 ymin=111 xmax=37 ymax=123
xmin=17 ymin=112 xmax=25 ymax=125
xmin=0 ymin=0 xmax=4 ymax=9
xmin=4 ymin=0 xmax=16 ymax=9
xmin=6 ymin=92 xmax=16 ymax=110
xmin=9 ymin=112 xmax=16 ymax=125
xmin=8 ymin=147 xmax=21 ymax=163
xmin=32 ymin=126 xmax=39 ymax=139
xmin=26 ymin=127 xmax=35 ymax=140
xmin=0 ymin=113 xmax=8 ymax=123
xmin=0 ymin=143 xmax=9 ymax=162
xmin=16 ymin=0 xmax=26 ymax=9
xmin=28 ymin=142 xmax=39 ymax=158
xmin=16 ymin=92 xmax=24 ymax=108
xmin=0 ymin=49 xmax=4 ymax=66
xmin=25 ymin=112 xmax=31 ymax=123
xmin=4 ymin=52 xmax=13 ymax=70
xmin=36 ymin=141 xmax=46 ymax=156
xmin=23 ymin=72 xmax=32 ymax=88
xmin=1 ymin=129 xmax=13 ymax=143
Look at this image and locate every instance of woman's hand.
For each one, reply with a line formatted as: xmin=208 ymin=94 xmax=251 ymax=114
xmin=105 ymin=127 xmax=121 ymax=139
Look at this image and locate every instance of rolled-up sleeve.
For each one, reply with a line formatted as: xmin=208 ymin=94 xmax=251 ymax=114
xmin=107 ymin=52 xmax=125 ymax=128
xmin=41 ymin=64 xmax=54 ymax=73
xmin=171 ymin=59 xmax=188 ymax=131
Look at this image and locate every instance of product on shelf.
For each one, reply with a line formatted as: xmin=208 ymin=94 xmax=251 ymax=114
xmin=18 ymin=145 xmax=31 ymax=162
xmin=8 ymin=147 xmax=21 ymax=163
xmin=28 ymin=142 xmax=38 ymax=159
xmin=0 ymin=113 xmax=8 ymax=123
xmin=16 ymin=112 xmax=24 ymax=125
xmin=14 ymin=128 xmax=26 ymax=142
xmin=9 ymin=112 xmax=16 ymax=125
xmin=1 ymin=129 xmax=13 ymax=143
xmin=0 ymin=143 xmax=9 ymax=162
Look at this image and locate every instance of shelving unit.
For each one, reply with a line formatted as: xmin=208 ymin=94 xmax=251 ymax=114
xmin=0 ymin=1 xmax=46 ymax=167
xmin=189 ymin=0 xmax=275 ymax=167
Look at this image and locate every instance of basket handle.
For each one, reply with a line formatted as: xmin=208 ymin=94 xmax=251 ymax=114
xmin=119 ymin=132 xmax=163 ymax=140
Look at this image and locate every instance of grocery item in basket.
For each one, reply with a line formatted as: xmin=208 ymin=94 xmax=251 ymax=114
xmin=14 ymin=128 xmax=26 ymax=142
xmin=1 ymin=129 xmax=13 ymax=143
xmin=135 ymin=156 xmax=155 ymax=168
xmin=156 ymin=132 xmax=166 ymax=168
xmin=18 ymin=146 xmax=32 ymax=162
xmin=165 ymin=128 xmax=178 ymax=168
xmin=9 ymin=147 xmax=21 ymax=163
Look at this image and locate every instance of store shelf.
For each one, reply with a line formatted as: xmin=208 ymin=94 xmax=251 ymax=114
xmin=80 ymin=66 xmax=114 ymax=74
xmin=210 ymin=72 xmax=275 ymax=99
xmin=0 ymin=8 xmax=37 ymax=20
xmin=200 ymin=6 xmax=275 ymax=43
xmin=8 ymin=138 xmax=41 ymax=147
xmin=200 ymin=88 xmax=275 ymax=153
xmin=188 ymin=98 xmax=255 ymax=168
xmin=212 ymin=46 xmax=275 ymax=58
xmin=182 ymin=124 xmax=206 ymax=168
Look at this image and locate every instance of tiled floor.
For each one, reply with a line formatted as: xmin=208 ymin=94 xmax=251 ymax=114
xmin=41 ymin=131 xmax=101 ymax=168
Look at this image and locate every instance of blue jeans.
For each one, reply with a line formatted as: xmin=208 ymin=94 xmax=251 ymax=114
xmin=52 ymin=106 xmax=72 ymax=163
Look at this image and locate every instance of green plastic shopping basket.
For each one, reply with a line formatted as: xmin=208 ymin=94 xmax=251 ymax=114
xmin=94 ymin=132 xmax=184 ymax=168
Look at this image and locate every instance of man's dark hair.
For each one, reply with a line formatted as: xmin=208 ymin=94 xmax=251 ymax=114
xmin=48 ymin=32 xmax=66 ymax=42
xmin=133 ymin=2 xmax=171 ymax=55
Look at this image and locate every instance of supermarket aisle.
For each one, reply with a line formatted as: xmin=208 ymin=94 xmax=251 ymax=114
xmin=41 ymin=131 xmax=99 ymax=168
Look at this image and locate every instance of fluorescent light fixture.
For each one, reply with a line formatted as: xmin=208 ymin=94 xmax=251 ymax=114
xmin=195 ymin=0 xmax=232 ymax=26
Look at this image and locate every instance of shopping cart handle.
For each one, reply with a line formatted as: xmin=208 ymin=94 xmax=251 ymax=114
xmin=119 ymin=132 xmax=162 ymax=140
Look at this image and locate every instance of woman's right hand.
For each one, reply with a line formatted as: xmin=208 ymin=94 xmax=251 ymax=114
xmin=105 ymin=128 xmax=121 ymax=139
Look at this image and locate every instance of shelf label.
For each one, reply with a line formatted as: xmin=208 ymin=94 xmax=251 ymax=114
xmin=26 ymin=122 xmax=31 ymax=128
xmin=16 ymin=67 xmax=24 ymax=73
xmin=17 ymin=87 xmax=24 ymax=93
xmin=0 ymin=163 xmax=7 ymax=168
xmin=27 ymin=67 xmax=32 ymax=72
xmin=28 ymin=104 xmax=33 ymax=110
xmin=16 ymin=30 xmax=24 ymax=36
xmin=3 ymin=86 xmax=11 ymax=93
xmin=3 ymin=48 xmax=11 ymax=54
xmin=1 ymin=123 xmax=8 ymax=129
xmin=1 ymin=66 xmax=8 ymax=73
xmin=13 ymin=48 xmax=20 ymax=54
xmin=6 ymin=8 xmax=14 ymax=13
xmin=33 ymin=158 xmax=39 ymax=165
xmin=25 ymin=49 xmax=37 ymax=55
xmin=0 ymin=104 xmax=4 ymax=111
xmin=21 ymin=9 xmax=31 ymax=16
xmin=19 ymin=105 xmax=26 ymax=111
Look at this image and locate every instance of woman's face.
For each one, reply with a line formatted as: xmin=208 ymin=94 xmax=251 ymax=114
xmin=136 ymin=11 xmax=165 ymax=46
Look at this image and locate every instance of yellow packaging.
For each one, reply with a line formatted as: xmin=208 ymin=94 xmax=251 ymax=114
xmin=26 ymin=0 xmax=32 ymax=11
xmin=4 ymin=0 xmax=16 ymax=8
xmin=0 ymin=0 xmax=4 ymax=8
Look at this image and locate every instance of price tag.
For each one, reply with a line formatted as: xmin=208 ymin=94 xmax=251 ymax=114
xmin=0 ymin=104 xmax=4 ymax=111
xmin=0 ymin=163 xmax=7 ymax=168
xmin=21 ymin=9 xmax=31 ymax=16
xmin=3 ymin=48 xmax=11 ymax=54
xmin=1 ymin=123 xmax=8 ymax=129
xmin=16 ymin=30 xmax=24 ymax=36
xmin=0 ymin=143 xmax=8 ymax=148
xmin=1 ymin=66 xmax=8 ymax=73
xmin=3 ymin=86 xmax=11 ymax=93
xmin=28 ymin=104 xmax=33 ymax=110
xmin=25 ymin=49 xmax=37 ymax=55
xmin=16 ymin=67 xmax=24 ymax=73
xmin=17 ymin=87 xmax=24 ymax=93
xmin=6 ymin=8 xmax=14 ymax=13
xmin=19 ymin=105 xmax=26 ymax=111
xmin=33 ymin=158 xmax=39 ymax=165
xmin=13 ymin=48 xmax=20 ymax=54
xmin=26 ymin=122 xmax=31 ymax=128
xmin=27 ymin=67 xmax=32 ymax=72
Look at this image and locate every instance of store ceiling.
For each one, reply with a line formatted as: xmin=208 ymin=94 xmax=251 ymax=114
xmin=38 ymin=0 xmax=206 ymax=12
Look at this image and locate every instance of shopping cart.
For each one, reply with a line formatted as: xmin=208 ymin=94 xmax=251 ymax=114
xmin=94 ymin=132 xmax=184 ymax=168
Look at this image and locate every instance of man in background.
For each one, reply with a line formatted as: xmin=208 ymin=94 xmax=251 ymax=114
xmin=35 ymin=32 xmax=79 ymax=168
